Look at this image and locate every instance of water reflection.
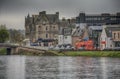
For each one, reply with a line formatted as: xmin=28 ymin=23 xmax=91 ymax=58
xmin=0 ymin=56 xmax=120 ymax=79
xmin=6 ymin=56 xmax=25 ymax=79
xmin=0 ymin=56 xmax=25 ymax=79
xmin=0 ymin=56 xmax=7 ymax=79
xmin=25 ymin=56 xmax=59 ymax=79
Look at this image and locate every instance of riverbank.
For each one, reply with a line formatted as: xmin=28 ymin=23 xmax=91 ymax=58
xmin=56 ymin=51 xmax=120 ymax=57
xmin=0 ymin=48 xmax=6 ymax=55
xmin=1 ymin=48 xmax=120 ymax=57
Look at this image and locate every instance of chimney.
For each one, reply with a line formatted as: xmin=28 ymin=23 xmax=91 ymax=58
xmin=56 ymin=12 xmax=59 ymax=19
xmin=39 ymin=11 xmax=46 ymax=15
xmin=56 ymin=12 xmax=59 ymax=15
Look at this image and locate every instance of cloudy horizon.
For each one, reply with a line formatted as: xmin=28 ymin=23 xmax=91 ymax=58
xmin=0 ymin=0 xmax=120 ymax=30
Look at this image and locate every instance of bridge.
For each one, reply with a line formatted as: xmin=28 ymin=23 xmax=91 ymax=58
xmin=0 ymin=43 xmax=48 ymax=55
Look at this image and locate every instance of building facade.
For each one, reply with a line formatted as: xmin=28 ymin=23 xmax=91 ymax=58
xmin=72 ymin=25 xmax=89 ymax=47
xmin=76 ymin=12 xmax=120 ymax=26
xmin=100 ymin=25 xmax=120 ymax=50
xmin=58 ymin=27 xmax=72 ymax=45
xmin=88 ymin=26 xmax=102 ymax=49
xmin=25 ymin=11 xmax=59 ymax=46
xmin=58 ymin=18 xmax=75 ymax=45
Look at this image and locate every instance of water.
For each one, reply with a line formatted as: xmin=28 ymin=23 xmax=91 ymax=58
xmin=0 ymin=56 xmax=120 ymax=79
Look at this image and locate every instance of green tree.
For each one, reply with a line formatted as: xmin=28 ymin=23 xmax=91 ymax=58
xmin=9 ymin=29 xmax=25 ymax=45
xmin=0 ymin=29 xmax=9 ymax=43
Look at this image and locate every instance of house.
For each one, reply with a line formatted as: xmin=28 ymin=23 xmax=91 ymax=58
xmin=72 ymin=24 xmax=89 ymax=47
xmin=58 ymin=27 xmax=72 ymax=45
xmin=100 ymin=25 xmax=120 ymax=50
xmin=58 ymin=18 xmax=75 ymax=46
xmin=88 ymin=26 xmax=102 ymax=49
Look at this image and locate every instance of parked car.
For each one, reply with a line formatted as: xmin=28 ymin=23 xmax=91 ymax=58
xmin=48 ymin=45 xmax=54 ymax=50
xmin=30 ymin=43 xmax=39 ymax=46
xmin=52 ymin=44 xmax=74 ymax=51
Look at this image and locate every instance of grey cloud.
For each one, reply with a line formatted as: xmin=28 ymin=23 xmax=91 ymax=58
xmin=0 ymin=0 xmax=120 ymax=29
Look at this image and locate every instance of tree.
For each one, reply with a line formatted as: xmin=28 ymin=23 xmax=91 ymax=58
xmin=9 ymin=29 xmax=25 ymax=45
xmin=0 ymin=28 xmax=9 ymax=43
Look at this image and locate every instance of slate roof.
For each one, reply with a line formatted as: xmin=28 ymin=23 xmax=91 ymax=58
xmin=72 ymin=27 xmax=84 ymax=36
xmin=105 ymin=26 xmax=120 ymax=37
xmin=47 ymin=14 xmax=59 ymax=23
xmin=34 ymin=12 xmax=59 ymax=24
xmin=59 ymin=27 xmax=72 ymax=35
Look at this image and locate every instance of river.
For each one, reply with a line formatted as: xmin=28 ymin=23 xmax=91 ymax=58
xmin=0 ymin=56 xmax=120 ymax=79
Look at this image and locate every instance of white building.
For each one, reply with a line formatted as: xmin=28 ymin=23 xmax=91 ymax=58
xmin=58 ymin=27 xmax=72 ymax=45
xmin=100 ymin=25 xmax=120 ymax=50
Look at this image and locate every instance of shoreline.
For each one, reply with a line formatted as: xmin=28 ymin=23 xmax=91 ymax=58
xmin=19 ymin=50 xmax=120 ymax=58
xmin=0 ymin=48 xmax=120 ymax=57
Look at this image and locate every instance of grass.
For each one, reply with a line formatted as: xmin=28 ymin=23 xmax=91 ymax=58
xmin=0 ymin=48 xmax=6 ymax=55
xmin=19 ymin=50 xmax=120 ymax=57
xmin=2 ymin=48 xmax=120 ymax=57
xmin=48 ymin=50 xmax=65 ymax=56
xmin=62 ymin=51 xmax=120 ymax=57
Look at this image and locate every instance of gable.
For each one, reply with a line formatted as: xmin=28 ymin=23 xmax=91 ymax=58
xmin=40 ymin=14 xmax=49 ymax=23
xmin=101 ymin=28 xmax=107 ymax=38
xmin=36 ymin=14 xmax=49 ymax=24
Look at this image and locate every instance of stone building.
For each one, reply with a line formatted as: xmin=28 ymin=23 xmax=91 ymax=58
xmin=25 ymin=11 xmax=59 ymax=46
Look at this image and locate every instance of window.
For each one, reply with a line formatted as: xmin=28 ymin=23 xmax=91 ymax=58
xmin=114 ymin=33 xmax=116 ymax=39
xmin=46 ymin=26 xmax=48 ymax=31
xmin=64 ymin=36 xmax=67 ymax=39
xmin=115 ymin=42 xmax=120 ymax=47
xmin=118 ymin=33 xmax=120 ymax=39
xmin=39 ymin=26 xmax=41 ymax=30
xmin=105 ymin=38 xmax=107 ymax=47
xmin=46 ymin=34 xmax=48 ymax=38
xmin=110 ymin=45 xmax=112 ymax=47
xmin=53 ymin=26 xmax=55 ymax=29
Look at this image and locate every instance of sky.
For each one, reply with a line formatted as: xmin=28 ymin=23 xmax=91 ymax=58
xmin=0 ymin=0 xmax=120 ymax=30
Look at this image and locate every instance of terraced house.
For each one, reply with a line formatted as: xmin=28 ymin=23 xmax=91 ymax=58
xmin=25 ymin=11 xmax=59 ymax=46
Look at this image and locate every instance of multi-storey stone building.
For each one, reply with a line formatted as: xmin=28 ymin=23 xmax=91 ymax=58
xmin=25 ymin=11 xmax=59 ymax=46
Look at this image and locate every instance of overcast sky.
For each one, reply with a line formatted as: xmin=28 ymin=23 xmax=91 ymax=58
xmin=0 ymin=0 xmax=120 ymax=29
